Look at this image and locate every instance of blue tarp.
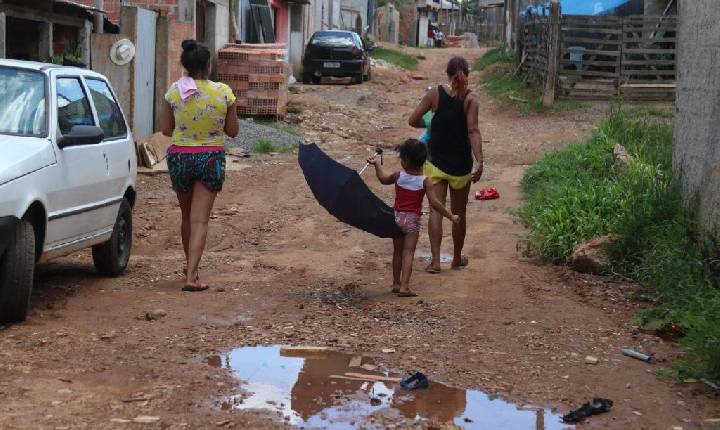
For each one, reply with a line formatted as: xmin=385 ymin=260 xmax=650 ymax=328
xmin=523 ymin=0 xmax=644 ymax=16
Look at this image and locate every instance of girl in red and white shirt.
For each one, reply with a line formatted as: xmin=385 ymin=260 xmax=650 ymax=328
xmin=368 ymin=139 xmax=459 ymax=297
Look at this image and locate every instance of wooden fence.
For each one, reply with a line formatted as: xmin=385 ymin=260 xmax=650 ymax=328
xmin=519 ymin=14 xmax=677 ymax=101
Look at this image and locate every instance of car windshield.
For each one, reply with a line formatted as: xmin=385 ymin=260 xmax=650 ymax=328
xmin=0 ymin=67 xmax=47 ymax=137
xmin=311 ymin=32 xmax=355 ymax=47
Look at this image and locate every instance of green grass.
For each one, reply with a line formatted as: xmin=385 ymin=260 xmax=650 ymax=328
xmin=288 ymin=85 xmax=300 ymax=94
xmin=253 ymin=139 xmax=299 ymax=154
xmin=519 ymin=107 xmax=720 ymax=379
xmin=484 ymin=73 xmax=586 ymax=113
xmin=472 ymin=46 xmax=513 ymax=71
xmin=287 ymin=104 xmax=303 ymax=114
xmin=264 ymin=122 xmax=299 ymax=136
xmin=369 ymin=47 xmax=419 ymax=70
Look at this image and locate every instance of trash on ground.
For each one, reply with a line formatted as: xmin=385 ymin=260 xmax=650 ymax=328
xmin=584 ymin=355 xmax=599 ymax=365
xmin=475 ymin=187 xmax=500 ymax=200
xmin=622 ymin=348 xmax=653 ymax=363
xmin=562 ymin=398 xmax=613 ymax=423
xmin=400 ymin=372 xmax=429 ymax=390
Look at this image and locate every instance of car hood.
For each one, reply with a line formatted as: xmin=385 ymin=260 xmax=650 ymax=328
xmin=0 ymin=135 xmax=56 ymax=186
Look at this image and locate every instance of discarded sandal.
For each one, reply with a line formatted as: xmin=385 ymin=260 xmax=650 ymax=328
xmin=424 ymin=265 xmax=441 ymax=274
xmin=400 ymin=372 xmax=429 ymax=390
xmin=562 ymin=398 xmax=613 ymax=423
xmin=397 ymin=290 xmax=418 ymax=297
xmin=182 ymin=283 xmax=209 ymax=292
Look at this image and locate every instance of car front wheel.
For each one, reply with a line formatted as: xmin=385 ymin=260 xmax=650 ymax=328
xmin=92 ymin=198 xmax=132 ymax=276
xmin=0 ymin=219 xmax=36 ymax=323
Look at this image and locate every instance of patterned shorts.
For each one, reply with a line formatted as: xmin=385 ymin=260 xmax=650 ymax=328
xmin=167 ymin=150 xmax=226 ymax=193
xmin=395 ymin=211 xmax=422 ymax=235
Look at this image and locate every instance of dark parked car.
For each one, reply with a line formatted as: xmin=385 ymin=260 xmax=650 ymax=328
xmin=302 ymin=30 xmax=372 ymax=85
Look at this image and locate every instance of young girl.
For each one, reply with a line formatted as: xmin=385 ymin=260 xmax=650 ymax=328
xmin=368 ymin=139 xmax=460 ymax=297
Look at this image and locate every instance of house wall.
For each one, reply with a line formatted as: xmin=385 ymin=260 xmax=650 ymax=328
xmin=399 ymin=1 xmax=417 ymax=46
xmin=272 ymin=0 xmax=290 ymax=43
xmin=374 ymin=5 xmax=399 ymax=44
xmin=673 ymin=0 xmax=720 ymax=236
xmin=340 ymin=0 xmax=367 ymax=31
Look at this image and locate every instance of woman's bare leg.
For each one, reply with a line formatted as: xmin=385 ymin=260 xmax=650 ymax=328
xmin=427 ymin=180 xmax=449 ymax=271
xmin=185 ymin=182 xmax=217 ymax=286
xmin=392 ymin=237 xmax=403 ymax=292
xmin=176 ymin=189 xmax=194 ymax=260
xmin=449 ymin=182 xmax=471 ymax=268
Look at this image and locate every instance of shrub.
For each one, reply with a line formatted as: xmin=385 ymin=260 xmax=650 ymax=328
xmin=519 ymin=107 xmax=720 ymax=379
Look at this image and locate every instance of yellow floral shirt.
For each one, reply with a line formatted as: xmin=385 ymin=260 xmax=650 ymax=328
xmin=164 ymin=80 xmax=236 ymax=147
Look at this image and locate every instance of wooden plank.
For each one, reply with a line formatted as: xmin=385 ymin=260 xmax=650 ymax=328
xmin=562 ymin=69 xmax=620 ymax=78
xmin=570 ymin=49 xmax=621 ymax=57
xmin=344 ymin=373 xmax=401 ymax=383
xmin=621 ymin=59 xmax=676 ymax=66
xmin=280 ymin=346 xmax=329 ymax=356
xmin=561 ymin=59 xmax=619 ymax=66
xmin=561 ymin=27 xmax=621 ymax=35
xmin=621 ymin=69 xmax=676 ymax=76
xmin=562 ymin=36 xmax=621 ymax=45
xmin=349 ymin=356 xmax=362 ymax=368
xmin=623 ymin=48 xmax=675 ymax=55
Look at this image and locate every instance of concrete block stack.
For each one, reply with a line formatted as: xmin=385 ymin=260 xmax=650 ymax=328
xmin=217 ymin=43 xmax=289 ymax=117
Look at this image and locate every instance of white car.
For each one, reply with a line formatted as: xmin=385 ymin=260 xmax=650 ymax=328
xmin=0 ymin=59 xmax=137 ymax=323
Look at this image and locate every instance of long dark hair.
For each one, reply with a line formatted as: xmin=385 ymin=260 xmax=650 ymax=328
xmin=181 ymin=39 xmax=211 ymax=78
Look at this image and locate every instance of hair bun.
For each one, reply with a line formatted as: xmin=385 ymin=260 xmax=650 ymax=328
xmin=181 ymin=39 xmax=198 ymax=51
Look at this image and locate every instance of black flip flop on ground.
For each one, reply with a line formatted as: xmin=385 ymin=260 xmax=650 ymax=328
xmin=182 ymin=284 xmax=209 ymax=292
xmin=562 ymin=398 xmax=613 ymax=423
xmin=400 ymin=372 xmax=429 ymax=390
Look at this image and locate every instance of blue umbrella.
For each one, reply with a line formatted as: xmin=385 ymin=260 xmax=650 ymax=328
xmin=298 ymin=143 xmax=403 ymax=239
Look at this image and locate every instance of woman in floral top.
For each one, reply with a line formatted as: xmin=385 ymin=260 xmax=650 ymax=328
xmin=161 ymin=39 xmax=239 ymax=292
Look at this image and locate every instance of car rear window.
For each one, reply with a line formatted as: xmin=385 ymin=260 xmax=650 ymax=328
xmin=311 ymin=32 xmax=355 ymax=47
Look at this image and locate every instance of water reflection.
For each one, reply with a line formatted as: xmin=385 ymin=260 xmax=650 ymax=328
xmin=212 ymin=345 xmax=571 ymax=429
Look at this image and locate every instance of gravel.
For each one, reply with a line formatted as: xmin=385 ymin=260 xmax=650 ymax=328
xmin=225 ymin=119 xmax=302 ymax=152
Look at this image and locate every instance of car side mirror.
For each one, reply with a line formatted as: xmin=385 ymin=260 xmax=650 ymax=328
xmin=58 ymin=125 xmax=104 ymax=148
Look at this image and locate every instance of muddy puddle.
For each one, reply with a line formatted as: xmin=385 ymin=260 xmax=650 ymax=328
xmin=209 ymin=345 xmax=571 ymax=429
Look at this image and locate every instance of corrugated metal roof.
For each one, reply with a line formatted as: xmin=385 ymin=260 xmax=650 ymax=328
xmin=53 ymin=0 xmax=106 ymax=14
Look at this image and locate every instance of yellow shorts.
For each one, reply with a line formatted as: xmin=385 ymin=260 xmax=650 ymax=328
xmin=423 ymin=161 xmax=471 ymax=190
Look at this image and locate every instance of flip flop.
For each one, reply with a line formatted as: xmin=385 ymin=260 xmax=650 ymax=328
xmin=424 ymin=265 xmax=441 ymax=274
xmin=451 ymin=255 xmax=469 ymax=270
xmin=182 ymin=283 xmax=209 ymax=292
xmin=397 ymin=290 xmax=418 ymax=297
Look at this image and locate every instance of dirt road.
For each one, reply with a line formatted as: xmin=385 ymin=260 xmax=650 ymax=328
xmin=1 ymin=47 xmax=718 ymax=429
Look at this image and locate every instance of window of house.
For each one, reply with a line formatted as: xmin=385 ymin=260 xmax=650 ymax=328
xmin=56 ymin=78 xmax=94 ymax=135
xmin=86 ymin=79 xmax=127 ymax=139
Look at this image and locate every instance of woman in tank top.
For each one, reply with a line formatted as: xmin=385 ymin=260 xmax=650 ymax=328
xmin=407 ymin=56 xmax=484 ymax=273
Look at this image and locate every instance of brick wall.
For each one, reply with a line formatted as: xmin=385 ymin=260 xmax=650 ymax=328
xmin=399 ymin=4 xmax=417 ymax=46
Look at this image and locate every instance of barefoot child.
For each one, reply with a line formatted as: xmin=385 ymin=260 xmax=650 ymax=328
xmin=368 ymin=139 xmax=460 ymax=297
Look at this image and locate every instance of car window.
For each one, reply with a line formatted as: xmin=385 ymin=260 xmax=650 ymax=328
xmin=56 ymin=77 xmax=94 ymax=135
xmin=311 ymin=32 xmax=354 ymax=47
xmin=0 ymin=67 xmax=46 ymax=137
xmin=86 ymin=78 xmax=127 ymax=139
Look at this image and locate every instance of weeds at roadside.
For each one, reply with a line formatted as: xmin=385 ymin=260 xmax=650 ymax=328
xmin=518 ymin=107 xmax=720 ymax=379
xmin=484 ymin=73 xmax=587 ymax=114
xmin=289 ymin=85 xmax=300 ymax=94
xmin=253 ymin=139 xmax=299 ymax=154
xmin=472 ymin=46 xmax=513 ymax=71
xmin=369 ymin=47 xmax=419 ymax=70
xmin=287 ymin=104 xmax=303 ymax=114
